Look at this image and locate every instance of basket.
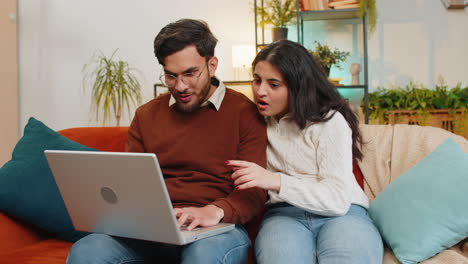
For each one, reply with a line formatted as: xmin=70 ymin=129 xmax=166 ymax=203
xmin=386 ymin=109 xmax=467 ymax=138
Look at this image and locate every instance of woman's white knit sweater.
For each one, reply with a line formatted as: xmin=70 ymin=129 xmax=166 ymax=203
xmin=266 ymin=111 xmax=369 ymax=216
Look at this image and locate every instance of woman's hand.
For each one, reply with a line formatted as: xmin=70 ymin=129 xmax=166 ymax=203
xmin=227 ymin=160 xmax=281 ymax=192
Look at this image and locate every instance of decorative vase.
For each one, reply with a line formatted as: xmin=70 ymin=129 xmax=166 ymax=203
xmin=272 ymin=27 xmax=288 ymax=41
xmin=350 ymin=63 xmax=361 ymax=85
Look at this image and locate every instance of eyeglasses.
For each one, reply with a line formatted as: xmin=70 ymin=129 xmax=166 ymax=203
xmin=159 ymin=64 xmax=207 ymax=88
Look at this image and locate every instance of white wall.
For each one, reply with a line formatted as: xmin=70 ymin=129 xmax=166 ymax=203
xmin=370 ymin=0 xmax=468 ymax=89
xmin=0 ymin=0 xmax=18 ymax=166
xmin=300 ymin=0 xmax=468 ymax=89
xmin=18 ymin=0 xmax=255 ymax=131
xmin=18 ymin=0 xmax=468 ymax=132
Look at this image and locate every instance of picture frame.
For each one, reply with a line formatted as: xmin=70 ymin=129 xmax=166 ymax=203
xmin=154 ymin=83 xmax=169 ymax=97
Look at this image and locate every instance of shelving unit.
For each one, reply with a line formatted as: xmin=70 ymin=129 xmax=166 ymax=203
xmin=254 ymin=0 xmax=267 ymax=52
xmin=252 ymin=0 xmax=369 ymax=122
xmin=294 ymin=3 xmax=370 ymax=123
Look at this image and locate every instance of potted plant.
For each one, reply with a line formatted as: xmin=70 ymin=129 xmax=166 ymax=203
xmin=358 ymin=0 xmax=377 ymax=34
xmin=365 ymin=81 xmax=468 ymax=137
xmin=256 ymin=0 xmax=297 ymax=41
xmin=82 ymin=50 xmax=142 ymax=126
xmin=309 ymin=41 xmax=350 ymax=76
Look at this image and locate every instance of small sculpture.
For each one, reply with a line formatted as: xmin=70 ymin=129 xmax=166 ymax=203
xmin=350 ymin=63 xmax=361 ymax=85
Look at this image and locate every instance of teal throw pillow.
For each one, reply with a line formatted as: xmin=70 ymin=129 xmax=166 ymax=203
xmin=369 ymin=138 xmax=468 ymax=264
xmin=0 ymin=117 xmax=96 ymax=241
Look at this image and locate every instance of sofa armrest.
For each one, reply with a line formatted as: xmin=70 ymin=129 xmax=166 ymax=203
xmin=0 ymin=212 xmax=42 ymax=254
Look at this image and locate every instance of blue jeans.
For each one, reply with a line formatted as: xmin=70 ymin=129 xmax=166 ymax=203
xmin=255 ymin=204 xmax=383 ymax=264
xmin=66 ymin=224 xmax=250 ymax=264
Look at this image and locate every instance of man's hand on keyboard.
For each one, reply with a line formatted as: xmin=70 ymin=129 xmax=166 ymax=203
xmin=174 ymin=205 xmax=224 ymax=231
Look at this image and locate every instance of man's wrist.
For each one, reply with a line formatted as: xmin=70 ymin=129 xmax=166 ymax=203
xmin=208 ymin=204 xmax=224 ymax=221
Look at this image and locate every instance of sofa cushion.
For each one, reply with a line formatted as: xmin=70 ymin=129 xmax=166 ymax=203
xmin=368 ymin=138 xmax=468 ymax=264
xmin=0 ymin=117 xmax=94 ymax=242
xmin=0 ymin=212 xmax=42 ymax=254
xmin=58 ymin=127 xmax=128 ymax=152
xmin=0 ymin=239 xmax=72 ymax=264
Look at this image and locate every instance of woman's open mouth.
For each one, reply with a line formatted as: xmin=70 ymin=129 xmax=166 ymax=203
xmin=257 ymin=100 xmax=268 ymax=110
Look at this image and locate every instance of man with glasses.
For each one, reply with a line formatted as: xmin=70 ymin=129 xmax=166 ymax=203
xmin=66 ymin=19 xmax=267 ymax=264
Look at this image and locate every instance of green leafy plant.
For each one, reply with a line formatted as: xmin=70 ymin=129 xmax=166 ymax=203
xmin=309 ymin=41 xmax=350 ymax=76
xmin=256 ymin=0 xmax=297 ymax=28
xmin=365 ymin=81 xmax=468 ymax=124
xmin=83 ymin=50 xmax=142 ymax=126
xmin=358 ymin=0 xmax=377 ymax=35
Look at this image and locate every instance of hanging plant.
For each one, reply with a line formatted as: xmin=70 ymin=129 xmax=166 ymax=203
xmin=358 ymin=0 xmax=377 ymax=35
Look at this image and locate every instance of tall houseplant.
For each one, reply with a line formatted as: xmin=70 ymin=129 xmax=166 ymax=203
xmin=83 ymin=50 xmax=142 ymax=126
xmin=256 ymin=0 xmax=297 ymax=41
xmin=309 ymin=41 xmax=350 ymax=76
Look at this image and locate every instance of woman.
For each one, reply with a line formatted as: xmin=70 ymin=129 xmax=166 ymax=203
xmin=227 ymin=40 xmax=383 ymax=264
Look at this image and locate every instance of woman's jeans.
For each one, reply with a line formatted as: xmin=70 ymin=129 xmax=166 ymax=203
xmin=66 ymin=224 xmax=250 ymax=264
xmin=255 ymin=204 xmax=383 ymax=264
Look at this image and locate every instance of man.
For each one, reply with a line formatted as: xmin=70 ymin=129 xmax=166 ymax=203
xmin=66 ymin=19 xmax=267 ymax=263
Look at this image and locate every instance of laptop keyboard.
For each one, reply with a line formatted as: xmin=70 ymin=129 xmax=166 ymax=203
xmin=180 ymin=224 xmax=201 ymax=232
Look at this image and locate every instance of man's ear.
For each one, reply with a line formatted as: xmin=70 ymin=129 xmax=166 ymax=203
xmin=208 ymin=56 xmax=218 ymax=77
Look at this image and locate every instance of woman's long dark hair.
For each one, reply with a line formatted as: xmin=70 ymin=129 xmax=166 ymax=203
xmin=253 ymin=40 xmax=363 ymax=160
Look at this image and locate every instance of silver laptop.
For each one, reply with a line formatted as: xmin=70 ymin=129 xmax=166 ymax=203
xmin=44 ymin=150 xmax=234 ymax=245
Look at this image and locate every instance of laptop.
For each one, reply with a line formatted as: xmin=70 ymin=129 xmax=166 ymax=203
xmin=44 ymin=150 xmax=234 ymax=245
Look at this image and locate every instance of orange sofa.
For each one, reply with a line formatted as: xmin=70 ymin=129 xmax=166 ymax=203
xmin=0 ymin=127 xmax=128 ymax=264
xmin=0 ymin=126 xmax=363 ymax=264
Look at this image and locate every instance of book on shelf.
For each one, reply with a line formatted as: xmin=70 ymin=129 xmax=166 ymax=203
xmin=300 ymin=0 xmax=307 ymax=11
xmin=301 ymin=0 xmax=317 ymax=11
xmin=317 ymin=0 xmax=324 ymax=10
xmin=301 ymin=0 xmax=311 ymax=11
xmin=329 ymin=0 xmax=359 ymax=8
xmin=333 ymin=3 xmax=359 ymax=9
xmin=311 ymin=0 xmax=319 ymax=11
xmin=302 ymin=0 xmax=331 ymax=11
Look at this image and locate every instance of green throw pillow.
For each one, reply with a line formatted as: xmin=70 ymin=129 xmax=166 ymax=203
xmin=369 ymin=138 xmax=468 ymax=264
xmin=0 ymin=117 xmax=96 ymax=241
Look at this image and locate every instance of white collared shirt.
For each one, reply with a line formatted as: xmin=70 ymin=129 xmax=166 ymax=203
xmin=168 ymin=79 xmax=226 ymax=111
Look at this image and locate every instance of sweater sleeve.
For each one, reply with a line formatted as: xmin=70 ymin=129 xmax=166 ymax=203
xmin=276 ymin=114 xmax=354 ymax=216
xmin=211 ymin=105 xmax=268 ymax=224
xmin=125 ymin=107 xmax=146 ymax=153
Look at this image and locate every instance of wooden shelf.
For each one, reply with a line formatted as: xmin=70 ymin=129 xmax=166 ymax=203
xmin=336 ymin=85 xmax=366 ymax=89
xmin=300 ymin=8 xmax=360 ymax=21
xmin=224 ymin=81 xmax=252 ymax=86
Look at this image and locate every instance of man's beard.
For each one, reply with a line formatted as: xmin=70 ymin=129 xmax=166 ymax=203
xmin=172 ymin=77 xmax=212 ymax=113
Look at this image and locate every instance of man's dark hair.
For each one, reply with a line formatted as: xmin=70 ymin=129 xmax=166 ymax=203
xmin=154 ymin=19 xmax=218 ymax=65
xmin=253 ymin=40 xmax=364 ymax=160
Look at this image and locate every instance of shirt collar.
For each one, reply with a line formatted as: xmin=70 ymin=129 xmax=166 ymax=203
xmin=168 ymin=78 xmax=226 ymax=111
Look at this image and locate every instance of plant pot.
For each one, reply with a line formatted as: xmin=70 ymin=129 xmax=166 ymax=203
xmin=272 ymin=27 xmax=288 ymax=41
